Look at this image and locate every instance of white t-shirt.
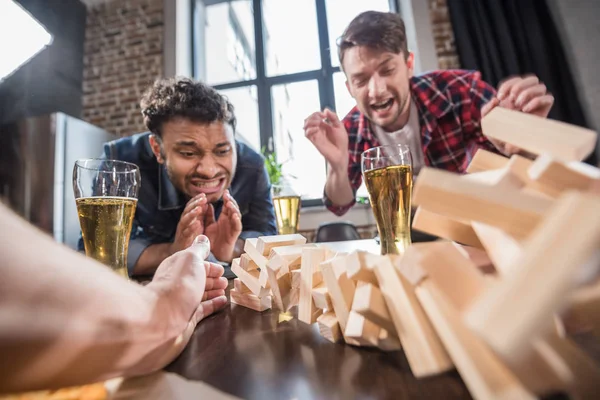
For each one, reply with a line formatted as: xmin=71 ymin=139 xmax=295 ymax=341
xmin=373 ymin=100 xmax=425 ymax=175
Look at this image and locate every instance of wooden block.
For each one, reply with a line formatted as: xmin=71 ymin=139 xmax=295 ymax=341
xmin=377 ymin=329 xmax=402 ymax=351
xmin=258 ymin=266 xmax=270 ymax=288
xmin=344 ymin=310 xmax=380 ymax=347
xmin=320 ymin=254 xmax=357 ymax=331
xmin=265 ymin=255 xmax=292 ymax=311
xmin=345 ymin=251 xmax=380 ymax=285
xmin=463 ymin=168 xmax=525 ymax=190
xmin=233 ymin=278 xmax=252 ymax=294
xmin=256 ymin=234 xmax=307 ymax=256
xmin=269 ymin=244 xmax=316 ymax=270
xmin=416 ymin=281 xmax=536 ymax=400
xmin=465 ymin=192 xmax=600 ymax=363
xmin=239 ymin=253 xmax=259 ymax=271
xmin=466 ymin=148 xmax=509 ymax=174
xmin=414 ymin=241 xmax=566 ymax=395
xmin=373 ymin=257 xmax=453 ymax=377
xmin=231 ymin=258 xmax=270 ymax=298
xmin=317 ymin=312 xmax=342 ymax=343
xmin=471 ymin=222 xmax=522 ymax=276
xmin=352 ymin=281 xmax=397 ymax=336
xmin=413 ymin=167 xmax=553 ymax=240
xmin=392 ymin=251 xmax=427 ymax=286
xmin=528 ymin=154 xmax=599 ymax=197
xmin=567 ymin=279 xmax=600 ymax=334
xmin=481 ymin=107 xmax=598 ymax=161
xmin=230 ymin=288 xmax=272 ymax=312
xmin=244 ymin=238 xmax=267 ymax=269
xmin=311 ymin=283 xmax=332 ymax=310
xmin=452 ymin=243 xmax=494 ymax=274
xmin=298 ymin=247 xmax=328 ymax=325
xmin=412 ymin=207 xmax=484 ymax=249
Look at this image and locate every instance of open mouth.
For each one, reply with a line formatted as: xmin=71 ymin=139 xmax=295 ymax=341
xmin=371 ymin=98 xmax=394 ymax=113
xmin=189 ymin=177 xmax=226 ymax=194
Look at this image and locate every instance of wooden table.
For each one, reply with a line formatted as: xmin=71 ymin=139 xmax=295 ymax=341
xmin=166 ymin=240 xmax=598 ymax=400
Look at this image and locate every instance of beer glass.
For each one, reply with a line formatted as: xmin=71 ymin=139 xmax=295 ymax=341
xmin=272 ymin=183 xmax=301 ymax=234
xmin=73 ymin=159 xmax=141 ymax=278
xmin=361 ymin=145 xmax=413 ymax=255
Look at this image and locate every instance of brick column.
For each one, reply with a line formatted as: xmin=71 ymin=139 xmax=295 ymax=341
xmin=429 ymin=0 xmax=461 ymax=70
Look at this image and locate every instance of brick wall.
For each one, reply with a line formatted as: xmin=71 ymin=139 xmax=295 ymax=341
xmin=82 ymin=0 xmax=164 ymax=136
xmin=429 ymin=0 xmax=461 ymax=69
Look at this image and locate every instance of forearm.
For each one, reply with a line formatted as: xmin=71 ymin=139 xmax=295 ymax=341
xmin=0 ymin=204 xmax=198 ymax=392
xmin=134 ymin=242 xmax=173 ymax=275
xmin=324 ymin=162 xmax=355 ymax=206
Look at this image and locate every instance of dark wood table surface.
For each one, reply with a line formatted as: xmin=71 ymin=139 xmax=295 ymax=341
xmin=165 ymin=240 xmax=600 ymax=400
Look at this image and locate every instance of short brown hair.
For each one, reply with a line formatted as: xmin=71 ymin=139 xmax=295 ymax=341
xmin=140 ymin=77 xmax=236 ymax=137
xmin=338 ymin=11 xmax=409 ymax=67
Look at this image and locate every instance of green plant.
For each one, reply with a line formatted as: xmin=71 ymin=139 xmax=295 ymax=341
xmin=262 ymin=147 xmax=283 ymax=185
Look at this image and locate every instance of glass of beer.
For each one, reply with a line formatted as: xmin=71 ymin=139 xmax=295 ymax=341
xmin=272 ymin=183 xmax=301 ymax=234
xmin=361 ymin=144 xmax=413 ymax=255
xmin=73 ymin=159 xmax=140 ymax=278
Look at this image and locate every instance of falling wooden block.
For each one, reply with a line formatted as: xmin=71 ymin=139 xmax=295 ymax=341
xmin=466 ymin=148 xmax=509 ymax=174
xmin=345 ymin=251 xmax=380 ymax=285
xmin=452 ymin=243 xmax=494 ymax=274
xmin=412 ymin=207 xmax=484 ymax=249
xmin=481 ymin=107 xmax=598 ymax=161
xmin=413 ymin=240 xmax=568 ymax=396
xmin=265 ymin=255 xmax=292 ymax=311
xmin=373 ymin=257 xmax=453 ymax=377
xmin=465 ymin=192 xmax=600 ymax=364
xmin=298 ymin=247 xmax=328 ymax=324
xmin=413 ymin=167 xmax=553 ymax=240
xmin=230 ymin=288 xmax=272 ymax=312
xmin=258 ymin=266 xmax=270 ymax=288
xmin=344 ymin=310 xmax=380 ymax=347
xmin=256 ymin=234 xmax=307 ymax=256
xmin=528 ymin=154 xmax=600 ymax=197
xmin=377 ymin=329 xmax=402 ymax=351
xmin=288 ymin=269 xmax=303 ymax=309
xmin=416 ymin=280 xmax=536 ymax=400
xmin=321 ymin=254 xmax=357 ymax=331
xmin=233 ymin=278 xmax=252 ymax=294
xmin=471 ymin=222 xmax=522 ymax=276
xmin=231 ymin=258 xmax=270 ymax=298
xmin=311 ymin=283 xmax=332 ymax=310
xmin=462 ymin=167 xmax=525 ymax=190
xmin=240 ymin=253 xmax=259 ymax=271
xmin=269 ymin=244 xmax=316 ymax=270
xmin=351 ymin=281 xmax=397 ymax=336
xmin=244 ymin=238 xmax=267 ymax=269
xmin=317 ymin=312 xmax=342 ymax=343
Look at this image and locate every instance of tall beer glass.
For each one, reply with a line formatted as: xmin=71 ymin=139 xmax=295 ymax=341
xmin=361 ymin=145 xmax=413 ymax=255
xmin=73 ymin=159 xmax=140 ymax=278
xmin=272 ymin=183 xmax=301 ymax=234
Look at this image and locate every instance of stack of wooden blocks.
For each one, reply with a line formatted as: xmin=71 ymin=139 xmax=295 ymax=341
xmin=230 ymin=108 xmax=600 ymax=399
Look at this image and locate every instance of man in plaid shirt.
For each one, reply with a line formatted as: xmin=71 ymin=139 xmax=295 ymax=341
xmin=304 ymin=11 xmax=554 ymax=216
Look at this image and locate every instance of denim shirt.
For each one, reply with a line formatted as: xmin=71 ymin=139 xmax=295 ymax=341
xmin=78 ymin=132 xmax=277 ymax=275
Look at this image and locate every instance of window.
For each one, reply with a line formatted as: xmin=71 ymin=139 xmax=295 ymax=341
xmin=194 ymin=0 xmax=397 ymax=204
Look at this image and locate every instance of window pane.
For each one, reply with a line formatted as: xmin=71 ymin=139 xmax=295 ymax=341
xmin=263 ymin=0 xmax=321 ymax=77
xmin=218 ymin=86 xmax=261 ymax=152
xmin=326 ymin=0 xmax=391 ymax=68
xmin=199 ymin=0 xmax=256 ymax=85
xmin=333 ymin=71 xmax=356 ymax=118
xmin=271 ymin=80 xmax=326 ymax=200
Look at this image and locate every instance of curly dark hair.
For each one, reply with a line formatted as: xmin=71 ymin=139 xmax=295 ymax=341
xmin=140 ymin=77 xmax=236 ymax=136
xmin=338 ymin=11 xmax=409 ymax=67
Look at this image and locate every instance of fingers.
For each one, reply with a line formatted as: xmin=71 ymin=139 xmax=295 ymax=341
xmin=522 ymin=94 xmax=554 ymax=114
xmin=204 ymin=203 xmax=216 ymax=227
xmin=481 ymin=97 xmax=499 ymax=118
xmin=497 ymin=75 xmax=539 ymax=101
xmin=322 ymin=108 xmax=341 ymax=127
xmin=204 ymin=261 xmax=225 ymax=278
xmin=303 ymin=112 xmax=325 ymax=130
xmin=514 ymin=83 xmax=547 ymax=109
xmin=205 ymin=275 xmax=228 ymax=291
xmin=202 ymin=288 xmax=226 ymax=301
xmin=192 ymin=295 xmax=228 ymax=324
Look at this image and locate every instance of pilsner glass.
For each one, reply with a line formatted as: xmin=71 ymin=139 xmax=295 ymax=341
xmin=361 ymin=145 xmax=413 ymax=255
xmin=272 ymin=183 xmax=301 ymax=235
xmin=73 ymin=159 xmax=141 ymax=278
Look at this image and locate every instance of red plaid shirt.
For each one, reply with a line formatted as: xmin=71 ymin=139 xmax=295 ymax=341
xmin=326 ymin=69 xmax=499 ymax=216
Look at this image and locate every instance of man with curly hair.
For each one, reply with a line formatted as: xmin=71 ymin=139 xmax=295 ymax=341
xmin=81 ymin=77 xmax=277 ymax=277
